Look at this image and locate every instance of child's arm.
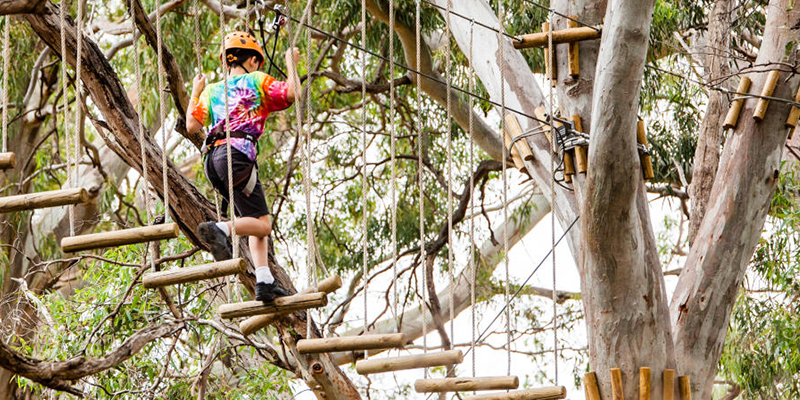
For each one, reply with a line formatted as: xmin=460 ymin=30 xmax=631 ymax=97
xmin=285 ymin=47 xmax=301 ymax=104
xmin=186 ymin=74 xmax=206 ymax=134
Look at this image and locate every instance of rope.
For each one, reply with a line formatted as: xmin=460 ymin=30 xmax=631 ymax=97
xmin=389 ymin=0 xmax=400 ymax=334
xmin=59 ymin=0 xmax=69 ymax=233
xmin=418 ymin=0 xmax=521 ymax=42
xmin=496 ymin=0 xmax=511 ymax=376
xmin=71 ymin=0 xmax=85 ymax=237
xmin=304 ymin=9 xmax=317 ymax=340
xmin=546 ymin=10 xmax=559 ymax=385
xmin=219 ymin=0 xmax=239 ymax=258
xmin=415 ymin=0 xmax=428 ymax=377
xmin=468 ymin=18 xmax=476 ymax=382
xmin=2 ymin=16 xmax=9 ymax=154
xmin=156 ymin=0 xmax=169 ymax=223
xmin=445 ymin=0 xmax=455 ymax=352
xmin=360 ymin=0 xmax=369 ymax=359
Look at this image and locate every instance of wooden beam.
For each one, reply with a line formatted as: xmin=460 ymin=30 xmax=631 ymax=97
xmin=142 ymin=258 xmax=247 ymax=288
xmin=723 ymin=76 xmax=751 ymax=130
xmin=639 ymin=367 xmax=651 ymax=400
xmin=239 ymin=275 xmax=342 ymax=335
xmin=61 ymin=222 xmax=180 ymax=253
xmin=583 ymin=372 xmax=601 ymax=400
xmin=753 ymin=70 xmax=780 ymax=121
xmin=504 ymin=113 xmax=535 ymax=161
xmin=610 ymin=368 xmax=624 ymax=400
xmin=571 ymin=115 xmax=588 ymax=173
xmin=414 ymin=376 xmax=519 ymax=393
xmin=463 ymin=386 xmax=567 ymax=400
xmin=535 ymin=107 xmax=551 ymax=144
xmin=514 ymin=26 xmax=602 ymax=49
xmin=678 ymin=375 xmax=691 ymax=400
xmin=356 ymin=350 xmax=463 ymax=375
xmin=0 ymin=188 xmax=88 ymax=213
xmin=785 ymin=83 xmax=800 ymax=131
xmin=542 ymin=22 xmax=557 ymax=87
xmin=219 ymin=292 xmax=327 ymax=319
xmin=637 ymin=120 xmax=655 ymax=180
xmin=663 ymin=369 xmax=675 ymax=400
xmin=0 ymin=152 xmax=16 ymax=170
xmin=567 ymin=18 xmax=580 ymax=77
xmin=297 ymin=333 xmax=407 ymax=354
xmin=504 ymin=129 xmax=528 ymax=174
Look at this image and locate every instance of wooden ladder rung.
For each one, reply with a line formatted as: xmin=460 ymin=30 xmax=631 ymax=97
xmin=296 ymin=333 xmax=407 ymax=354
xmin=463 ymin=386 xmax=567 ymax=400
xmin=0 ymin=152 xmax=16 ymax=170
xmin=514 ymin=26 xmax=602 ymax=49
xmin=219 ymin=292 xmax=327 ymax=319
xmin=356 ymin=349 xmax=463 ymax=375
xmin=0 ymin=188 xmax=88 ymax=213
xmin=61 ymin=222 xmax=180 ymax=253
xmin=239 ymin=275 xmax=342 ymax=335
xmin=414 ymin=376 xmax=519 ymax=393
xmin=142 ymin=258 xmax=247 ymax=288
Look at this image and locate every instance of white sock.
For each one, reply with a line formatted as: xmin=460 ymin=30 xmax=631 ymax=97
xmin=215 ymin=221 xmax=230 ymax=237
xmin=256 ymin=266 xmax=274 ymax=284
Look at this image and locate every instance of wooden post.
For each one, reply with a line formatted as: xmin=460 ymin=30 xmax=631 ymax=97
xmin=535 ymin=107 xmax=551 ymax=144
xmin=678 ymin=376 xmax=691 ymax=400
xmin=663 ymin=369 xmax=675 ymax=400
xmin=514 ymin=26 xmax=602 ymax=49
xmin=723 ymin=76 xmax=751 ymax=129
xmin=554 ymin=119 xmax=576 ymax=182
xmin=637 ymin=120 xmax=655 ymax=180
xmin=142 ymin=258 xmax=247 ymax=289
xmin=504 ymin=130 xmax=528 ymax=174
xmin=567 ymin=18 xmax=580 ymax=77
xmin=239 ymin=275 xmax=342 ymax=335
xmin=462 ymin=386 xmax=567 ymax=400
xmin=753 ymin=70 xmax=780 ymax=121
xmin=610 ymin=368 xmax=624 ymax=400
xmin=296 ymin=332 xmax=407 ymax=354
xmin=61 ymin=222 xmax=180 ymax=253
xmin=218 ymin=292 xmax=327 ymax=319
xmin=572 ymin=115 xmax=588 ymax=174
xmin=356 ymin=349 xmax=463 ymax=375
xmin=542 ymin=22 xmax=557 ymax=87
xmin=0 ymin=152 xmax=16 ymax=170
xmin=414 ymin=376 xmax=519 ymax=393
xmin=0 ymin=188 xmax=89 ymax=213
xmin=639 ymin=367 xmax=651 ymax=400
xmin=785 ymin=84 xmax=800 ymax=132
xmin=504 ymin=113 xmax=535 ymax=161
xmin=583 ymin=372 xmax=601 ymax=400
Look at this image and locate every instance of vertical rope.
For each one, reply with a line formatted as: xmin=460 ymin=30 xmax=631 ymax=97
xmin=1 ymin=16 xmax=9 ymax=153
xmin=415 ymin=0 xmax=427 ymax=377
xmin=59 ymin=5 xmax=68 ymax=235
xmin=156 ymin=0 xmax=169 ymax=223
xmin=243 ymin=0 xmax=250 ymax=30
xmin=133 ymin=0 xmax=153 ymax=270
xmin=496 ymin=0 xmax=511 ymax=376
xmin=388 ymin=0 xmax=399 ymax=333
xmin=547 ymin=9 xmax=559 ymax=386
xmin=70 ymin=0 xmax=84 ymax=237
xmin=468 ymin=18 xmax=476 ymax=381
xmin=360 ymin=0 xmax=369 ymax=359
xmin=304 ymin=12 xmax=316 ymax=340
xmin=445 ymin=0 xmax=455 ymax=352
xmin=219 ymin=0 xmax=239 ymax=258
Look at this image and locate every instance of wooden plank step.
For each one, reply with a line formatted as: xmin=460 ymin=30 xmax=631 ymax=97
xmin=463 ymin=386 xmax=567 ymax=400
xmin=61 ymin=222 xmax=179 ymax=253
xmin=0 ymin=152 xmax=16 ymax=170
xmin=239 ymin=275 xmax=342 ymax=335
xmin=514 ymin=26 xmax=602 ymax=49
xmin=414 ymin=376 xmax=519 ymax=393
xmin=297 ymin=333 xmax=407 ymax=354
xmin=142 ymin=258 xmax=247 ymax=288
xmin=356 ymin=349 xmax=463 ymax=375
xmin=0 ymin=188 xmax=88 ymax=213
xmin=218 ymin=292 xmax=327 ymax=319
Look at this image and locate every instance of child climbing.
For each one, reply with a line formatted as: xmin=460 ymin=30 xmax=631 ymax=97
xmin=186 ymin=31 xmax=301 ymax=303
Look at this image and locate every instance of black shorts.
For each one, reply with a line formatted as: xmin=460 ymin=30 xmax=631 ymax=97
xmin=204 ymin=146 xmax=271 ymax=218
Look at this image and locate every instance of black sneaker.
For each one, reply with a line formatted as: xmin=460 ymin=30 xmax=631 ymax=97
xmin=198 ymin=222 xmax=232 ymax=261
xmin=255 ymin=282 xmax=291 ymax=303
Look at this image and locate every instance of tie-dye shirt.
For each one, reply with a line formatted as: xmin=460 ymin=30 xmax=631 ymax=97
xmin=192 ymin=71 xmax=290 ymax=161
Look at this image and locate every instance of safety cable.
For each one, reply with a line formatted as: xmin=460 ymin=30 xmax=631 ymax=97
xmin=418 ymin=0 xmax=521 ymax=42
xmin=520 ymin=0 xmax=600 ymax=32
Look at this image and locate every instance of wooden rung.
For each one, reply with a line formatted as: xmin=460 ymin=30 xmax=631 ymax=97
xmin=663 ymin=369 xmax=675 ymax=400
xmin=297 ymin=332 xmax=407 ymax=354
xmin=239 ymin=275 xmax=342 ymax=335
xmin=584 ymin=372 xmax=601 ymax=400
xmin=414 ymin=376 xmax=519 ymax=393
xmin=61 ymin=222 xmax=180 ymax=253
xmin=0 ymin=152 xmax=16 ymax=170
xmin=610 ymin=368 xmax=624 ymax=400
xmin=678 ymin=375 xmax=691 ymax=400
xmin=504 ymin=113 xmax=535 ymax=161
xmin=723 ymin=76 xmax=751 ymax=130
xmin=542 ymin=22 xmax=557 ymax=87
xmin=514 ymin=26 xmax=602 ymax=49
xmin=564 ymin=151 xmax=576 ymax=177
xmin=219 ymin=292 xmax=327 ymax=319
xmin=463 ymin=386 xmax=567 ymax=400
xmin=639 ymin=367 xmax=651 ymax=400
xmin=356 ymin=349 xmax=463 ymax=375
xmin=142 ymin=258 xmax=247 ymax=289
xmin=0 ymin=188 xmax=89 ymax=213
xmin=785 ymin=84 xmax=800 ymax=130
xmin=571 ymin=115 xmax=588 ymax=173
xmin=753 ymin=70 xmax=780 ymax=121
xmin=567 ymin=19 xmax=580 ymax=77
xmin=637 ymin=121 xmax=655 ymax=180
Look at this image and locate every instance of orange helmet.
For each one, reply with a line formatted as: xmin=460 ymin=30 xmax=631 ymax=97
xmin=220 ymin=31 xmax=265 ymax=68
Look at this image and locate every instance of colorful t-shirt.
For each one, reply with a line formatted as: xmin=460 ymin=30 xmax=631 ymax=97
xmin=192 ymin=71 xmax=290 ymax=161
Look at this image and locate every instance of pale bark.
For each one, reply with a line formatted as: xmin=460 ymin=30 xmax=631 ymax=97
xmin=671 ymin=2 xmax=800 ymax=399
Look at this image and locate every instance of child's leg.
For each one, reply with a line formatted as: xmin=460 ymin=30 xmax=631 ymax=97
xmin=246 ymin=214 xmax=272 ymax=266
xmin=224 ymin=215 xmax=272 ymax=238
